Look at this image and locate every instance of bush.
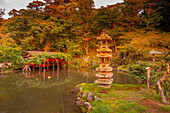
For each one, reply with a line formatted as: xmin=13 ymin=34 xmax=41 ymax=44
xmin=129 ymin=61 xmax=169 ymax=96
xmin=164 ymin=55 xmax=170 ymax=62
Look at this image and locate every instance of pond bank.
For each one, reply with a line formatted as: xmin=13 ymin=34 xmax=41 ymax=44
xmin=74 ymin=83 xmax=170 ymax=113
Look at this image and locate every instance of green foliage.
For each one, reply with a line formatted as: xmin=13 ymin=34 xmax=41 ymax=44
xmin=129 ymin=62 xmax=148 ymax=82
xmin=0 ymin=45 xmax=24 ymax=69
xmin=25 ymin=52 xmax=72 ymax=65
xmin=91 ymin=100 xmax=110 ymax=113
xmin=160 ymin=105 xmax=170 ymax=112
xmin=129 ymin=61 xmax=169 ymax=96
xmin=66 ymin=40 xmax=84 ymax=56
xmin=0 ymin=0 xmax=169 ymax=58
xmin=164 ymin=55 xmax=170 ymax=62
xmin=90 ymin=64 xmax=99 ymax=69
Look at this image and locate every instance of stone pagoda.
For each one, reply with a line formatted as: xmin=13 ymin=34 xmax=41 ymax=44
xmin=94 ymin=30 xmax=113 ymax=88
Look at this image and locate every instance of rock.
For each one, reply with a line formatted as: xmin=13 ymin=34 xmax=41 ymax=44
xmin=84 ymin=102 xmax=92 ymax=109
xmin=70 ymin=88 xmax=78 ymax=94
xmin=87 ymin=92 xmax=93 ymax=101
xmin=82 ymin=91 xmax=87 ymax=98
xmin=76 ymin=100 xmax=84 ymax=106
xmin=79 ymin=87 xmax=82 ymax=96
xmin=95 ymin=97 xmax=101 ymax=101
xmin=94 ymin=96 xmax=101 ymax=101
xmin=70 ymin=86 xmax=82 ymax=94
xmin=77 ymin=97 xmax=81 ymax=100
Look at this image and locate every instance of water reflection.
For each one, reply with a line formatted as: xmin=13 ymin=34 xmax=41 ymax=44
xmin=0 ymin=69 xmax=138 ymax=113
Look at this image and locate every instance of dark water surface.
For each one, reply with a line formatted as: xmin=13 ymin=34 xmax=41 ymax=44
xmin=0 ymin=68 xmax=138 ymax=113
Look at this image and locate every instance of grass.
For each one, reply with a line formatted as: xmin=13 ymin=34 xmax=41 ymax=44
xmin=77 ymin=83 xmax=170 ymax=113
xmin=160 ymin=105 xmax=170 ymax=111
xmin=78 ymin=83 xmax=147 ymax=113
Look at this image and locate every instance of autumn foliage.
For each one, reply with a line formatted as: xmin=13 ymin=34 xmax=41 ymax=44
xmin=0 ymin=0 xmax=169 ymax=56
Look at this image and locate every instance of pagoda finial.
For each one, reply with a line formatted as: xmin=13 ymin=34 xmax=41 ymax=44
xmin=97 ymin=29 xmax=112 ymax=41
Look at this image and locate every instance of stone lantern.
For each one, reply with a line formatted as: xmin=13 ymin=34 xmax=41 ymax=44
xmin=94 ymin=30 xmax=113 ymax=88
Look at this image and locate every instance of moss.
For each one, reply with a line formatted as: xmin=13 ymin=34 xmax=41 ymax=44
xmin=137 ymin=105 xmax=147 ymax=113
xmin=90 ymin=100 xmax=111 ymax=113
xmin=160 ymin=105 xmax=170 ymax=111
xmin=108 ymin=92 xmax=119 ymax=97
xmin=76 ymin=83 xmax=166 ymax=113
xmin=80 ymin=106 xmax=87 ymax=113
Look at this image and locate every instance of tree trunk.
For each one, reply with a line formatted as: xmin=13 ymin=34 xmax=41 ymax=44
xmin=84 ymin=40 xmax=88 ymax=55
xmin=157 ymin=63 xmax=169 ymax=104
xmin=114 ymin=39 xmax=117 ymax=54
xmin=162 ymin=52 xmax=170 ymax=59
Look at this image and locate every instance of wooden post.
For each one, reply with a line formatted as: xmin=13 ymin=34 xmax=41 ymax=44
xmin=33 ymin=66 xmax=35 ymax=72
xmin=53 ymin=61 xmax=54 ymax=69
xmin=44 ymin=56 xmax=45 ymax=72
xmin=68 ymin=58 xmax=69 ymax=78
xmin=57 ymin=68 xmax=59 ymax=80
xmin=39 ymin=65 xmax=41 ymax=73
xmin=157 ymin=63 xmax=169 ymax=104
xmin=57 ymin=59 xmax=59 ymax=70
xmin=47 ymin=61 xmax=49 ymax=70
xmin=57 ymin=59 xmax=59 ymax=79
xmin=146 ymin=67 xmax=150 ymax=94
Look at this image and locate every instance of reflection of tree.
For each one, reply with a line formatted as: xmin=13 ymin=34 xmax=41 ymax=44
xmin=82 ymin=69 xmax=90 ymax=83
xmin=16 ymin=70 xmax=88 ymax=88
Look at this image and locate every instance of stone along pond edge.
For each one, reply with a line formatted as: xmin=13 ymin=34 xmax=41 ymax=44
xmin=71 ymin=83 xmax=170 ymax=113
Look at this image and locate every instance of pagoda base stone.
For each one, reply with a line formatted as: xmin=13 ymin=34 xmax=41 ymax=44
xmin=98 ymin=84 xmax=112 ymax=88
xmin=94 ymin=78 xmax=113 ymax=85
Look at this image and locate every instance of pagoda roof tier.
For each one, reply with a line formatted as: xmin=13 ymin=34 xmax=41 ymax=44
xmin=97 ymin=53 xmax=112 ymax=58
xmin=100 ymin=64 xmax=109 ymax=67
xmin=97 ymin=32 xmax=112 ymax=41
xmin=96 ymin=67 xmax=113 ymax=71
xmin=96 ymin=72 xmax=113 ymax=76
xmin=97 ymin=47 xmax=112 ymax=53
xmin=94 ymin=78 xmax=113 ymax=85
xmin=96 ymin=73 xmax=113 ymax=78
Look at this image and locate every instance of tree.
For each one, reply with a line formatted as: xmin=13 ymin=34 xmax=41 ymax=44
xmin=8 ymin=9 xmax=19 ymax=17
xmin=92 ymin=6 xmax=121 ymax=31
xmin=118 ymin=29 xmax=170 ymax=56
xmin=139 ymin=0 xmax=163 ymax=31
xmin=0 ymin=8 xmax=5 ymax=26
xmin=108 ymin=27 xmax=124 ymax=54
xmin=27 ymin=1 xmax=45 ymax=11
xmin=6 ymin=16 xmax=45 ymax=51
xmin=0 ymin=44 xmax=24 ymax=69
xmin=153 ymin=0 xmax=170 ymax=32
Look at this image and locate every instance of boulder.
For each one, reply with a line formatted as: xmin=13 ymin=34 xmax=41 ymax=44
xmin=84 ymin=102 xmax=92 ymax=109
xmin=95 ymin=97 xmax=101 ymax=101
xmin=77 ymin=97 xmax=81 ymax=100
xmin=87 ymin=92 xmax=93 ymax=101
xmin=70 ymin=86 xmax=82 ymax=94
xmin=76 ymin=100 xmax=84 ymax=106
xmin=82 ymin=91 xmax=87 ymax=98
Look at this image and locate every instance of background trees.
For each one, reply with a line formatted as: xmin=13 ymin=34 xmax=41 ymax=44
xmin=0 ymin=0 xmax=169 ymax=57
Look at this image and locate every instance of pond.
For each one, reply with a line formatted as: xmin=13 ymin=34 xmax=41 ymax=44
xmin=0 ymin=68 xmax=138 ymax=113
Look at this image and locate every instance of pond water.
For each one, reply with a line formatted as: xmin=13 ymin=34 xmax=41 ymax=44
xmin=0 ymin=68 xmax=138 ymax=113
